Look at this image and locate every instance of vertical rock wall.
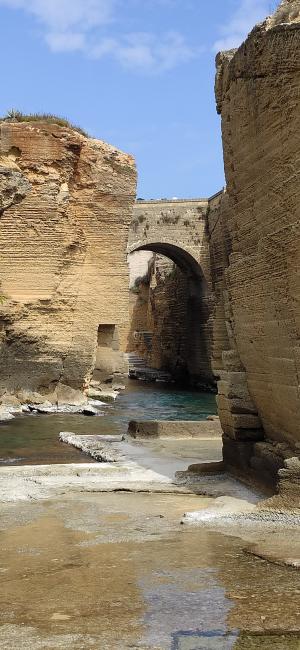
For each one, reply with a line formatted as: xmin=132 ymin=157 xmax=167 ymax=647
xmin=0 ymin=121 xmax=136 ymax=395
xmin=210 ymin=0 xmax=300 ymax=495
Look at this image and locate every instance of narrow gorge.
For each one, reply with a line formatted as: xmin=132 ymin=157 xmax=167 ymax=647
xmin=0 ymin=0 xmax=300 ymax=502
xmin=0 ymin=1 xmax=300 ymax=648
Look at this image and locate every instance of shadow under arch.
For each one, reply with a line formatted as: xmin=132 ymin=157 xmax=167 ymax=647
xmin=128 ymin=242 xmax=215 ymax=388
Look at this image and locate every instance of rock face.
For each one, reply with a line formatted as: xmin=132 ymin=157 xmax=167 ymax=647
xmin=209 ymin=0 xmax=300 ymax=495
xmin=0 ymin=121 xmax=136 ymax=396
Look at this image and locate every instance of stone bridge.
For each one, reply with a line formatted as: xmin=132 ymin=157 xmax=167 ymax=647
xmin=128 ymin=197 xmax=217 ymax=286
xmin=127 ymin=194 xmax=223 ymax=387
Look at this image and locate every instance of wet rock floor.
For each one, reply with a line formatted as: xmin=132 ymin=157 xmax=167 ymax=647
xmin=0 ymin=492 xmax=299 ymax=649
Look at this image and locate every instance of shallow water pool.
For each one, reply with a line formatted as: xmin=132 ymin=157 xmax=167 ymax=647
xmin=0 ymin=380 xmax=217 ymax=465
xmin=0 ymin=492 xmax=299 ymax=649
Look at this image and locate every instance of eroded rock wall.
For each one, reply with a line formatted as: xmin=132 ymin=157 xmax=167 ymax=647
xmin=210 ymin=0 xmax=300 ymax=492
xmin=0 ymin=121 xmax=136 ymax=396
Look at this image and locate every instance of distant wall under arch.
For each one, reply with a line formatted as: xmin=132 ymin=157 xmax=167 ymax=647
xmin=127 ymin=198 xmax=219 ymax=387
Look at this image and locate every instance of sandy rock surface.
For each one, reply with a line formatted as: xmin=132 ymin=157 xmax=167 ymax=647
xmin=0 ymin=121 xmax=136 ymax=396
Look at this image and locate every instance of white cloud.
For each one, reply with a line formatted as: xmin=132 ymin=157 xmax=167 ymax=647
xmin=0 ymin=0 xmax=115 ymax=32
xmin=46 ymin=32 xmax=86 ymax=52
xmin=91 ymin=31 xmax=200 ymax=72
xmin=213 ymin=0 xmax=272 ymax=52
xmin=0 ymin=0 xmax=200 ymax=72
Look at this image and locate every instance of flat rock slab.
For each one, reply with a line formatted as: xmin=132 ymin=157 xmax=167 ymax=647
xmin=127 ymin=419 xmax=222 ymax=439
xmin=181 ymin=495 xmax=300 ymax=570
xmin=0 ymin=400 xmax=107 ymax=421
xmin=176 ymin=470 xmax=262 ymax=501
xmin=247 ymin=537 xmax=300 ymax=569
xmin=59 ymin=432 xmax=123 ymax=462
xmin=85 ymin=389 xmax=118 ymax=402
xmin=0 ymin=461 xmax=192 ymax=502
xmin=29 ymin=404 xmax=102 ymax=416
xmin=60 ymin=432 xmax=223 ymax=481
xmin=0 ymin=410 xmax=15 ymax=421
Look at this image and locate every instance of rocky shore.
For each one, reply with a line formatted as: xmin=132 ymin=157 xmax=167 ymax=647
xmin=0 ymin=383 xmax=120 ymax=423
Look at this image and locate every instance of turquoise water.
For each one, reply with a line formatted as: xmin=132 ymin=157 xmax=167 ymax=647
xmin=113 ymin=379 xmax=217 ymax=425
xmin=0 ymin=380 xmax=217 ymax=465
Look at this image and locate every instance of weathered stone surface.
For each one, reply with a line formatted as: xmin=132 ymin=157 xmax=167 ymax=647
xmin=0 ymin=407 xmax=15 ymax=421
xmin=0 ymin=167 xmax=31 ymax=211
xmin=17 ymin=389 xmax=49 ymax=404
xmin=0 ymin=460 xmax=184 ymax=502
xmin=0 ymin=394 xmax=21 ymax=409
xmin=0 ymin=121 xmax=136 ymax=396
xmin=269 ymin=0 xmax=300 ymax=27
xmin=59 ymin=432 xmax=121 ymax=462
xmin=30 ymin=403 xmax=100 ymax=416
xmin=275 ymin=456 xmax=300 ymax=507
xmin=0 ymin=394 xmax=25 ymax=420
xmin=54 ymin=383 xmax=87 ymax=407
xmin=85 ymin=387 xmax=118 ymax=402
xmin=127 ymin=419 xmax=222 ymax=439
xmin=129 ymin=198 xmax=211 ymax=280
xmin=188 ymin=461 xmax=225 ymax=474
xmin=208 ymin=1 xmax=300 ymax=490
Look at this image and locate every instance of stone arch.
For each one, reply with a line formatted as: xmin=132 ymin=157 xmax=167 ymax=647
xmin=129 ymin=242 xmax=204 ymax=281
xmin=129 ymin=241 xmax=210 ymax=306
xmin=127 ymin=241 xmax=215 ymax=388
xmin=127 ymin=197 xmax=212 ymax=288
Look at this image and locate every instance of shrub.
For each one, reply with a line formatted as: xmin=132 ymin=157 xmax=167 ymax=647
xmin=161 ymin=213 xmax=172 ymax=224
xmin=134 ymin=275 xmax=145 ymax=288
xmin=130 ymin=274 xmax=149 ymax=293
xmin=160 ymin=213 xmax=179 ymax=225
xmin=0 ymin=288 xmax=7 ymax=304
xmin=130 ymin=218 xmax=139 ymax=232
xmin=130 ymin=285 xmax=140 ymax=294
xmin=166 ymin=266 xmax=177 ymax=281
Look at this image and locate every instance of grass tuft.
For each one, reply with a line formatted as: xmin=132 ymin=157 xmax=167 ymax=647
xmin=0 ymin=110 xmax=90 ymax=138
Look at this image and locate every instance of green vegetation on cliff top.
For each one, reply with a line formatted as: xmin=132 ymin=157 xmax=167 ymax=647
xmin=0 ymin=110 xmax=89 ymax=137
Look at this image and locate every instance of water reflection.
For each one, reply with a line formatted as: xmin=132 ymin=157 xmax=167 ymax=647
xmin=139 ymin=568 xmax=234 ymax=648
xmin=0 ymin=493 xmax=299 ymax=649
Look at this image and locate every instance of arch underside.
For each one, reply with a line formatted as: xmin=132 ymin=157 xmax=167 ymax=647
xmin=131 ymin=242 xmax=203 ymax=281
xmin=128 ymin=241 xmax=214 ymax=385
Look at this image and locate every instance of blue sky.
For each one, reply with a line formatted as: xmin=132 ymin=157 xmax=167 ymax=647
xmin=0 ymin=0 xmax=278 ymax=198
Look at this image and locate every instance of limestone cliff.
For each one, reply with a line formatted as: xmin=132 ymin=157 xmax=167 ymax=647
xmin=0 ymin=121 xmax=136 ymax=397
xmin=210 ymin=0 xmax=300 ymax=495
